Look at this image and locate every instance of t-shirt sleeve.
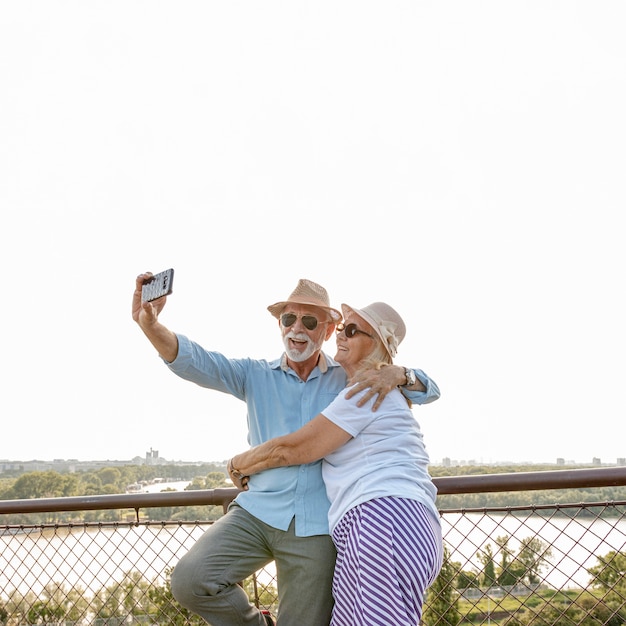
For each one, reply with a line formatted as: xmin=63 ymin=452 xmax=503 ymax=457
xmin=322 ymin=386 xmax=376 ymax=438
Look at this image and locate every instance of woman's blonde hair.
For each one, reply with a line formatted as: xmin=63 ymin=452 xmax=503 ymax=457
xmin=360 ymin=340 xmax=393 ymax=370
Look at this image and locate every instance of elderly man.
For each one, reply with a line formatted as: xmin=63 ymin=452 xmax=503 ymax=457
xmin=132 ymin=276 xmax=440 ymax=626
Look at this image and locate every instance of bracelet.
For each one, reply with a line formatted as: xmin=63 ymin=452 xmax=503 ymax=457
xmin=227 ymin=458 xmax=244 ymax=479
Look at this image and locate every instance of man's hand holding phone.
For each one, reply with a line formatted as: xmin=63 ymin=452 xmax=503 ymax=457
xmin=132 ymin=269 xmax=179 ymax=363
xmin=133 ymin=269 xmax=173 ymax=328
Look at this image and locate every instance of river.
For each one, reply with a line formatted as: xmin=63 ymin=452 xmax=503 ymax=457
xmin=2 ymin=508 xmax=625 ymax=597
xmin=141 ymin=480 xmax=192 ymax=493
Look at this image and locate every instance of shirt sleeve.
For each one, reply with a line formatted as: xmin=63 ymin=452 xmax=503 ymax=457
xmin=164 ymin=333 xmax=248 ymax=399
xmin=401 ymin=368 xmax=441 ymax=405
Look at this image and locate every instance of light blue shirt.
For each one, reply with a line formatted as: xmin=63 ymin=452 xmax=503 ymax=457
xmin=166 ymin=333 xmax=440 ymax=537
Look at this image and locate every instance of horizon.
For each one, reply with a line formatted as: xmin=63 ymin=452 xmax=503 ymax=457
xmin=3 ymin=453 xmax=624 ymax=469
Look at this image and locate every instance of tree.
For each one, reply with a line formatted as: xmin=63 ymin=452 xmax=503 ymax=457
xmin=456 ymin=568 xmax=480 ymax=590
xmin=5 ymin=470 xmax=78 ymax=499
xmin=185 ymin=471 xmax=229 ymax=490
xmin=26 ymin=601 xmax=64 ymax=625
xmin=97 ymin=467 xmax=122 ymax=489
xmin=587 ymin=550 xmax=626 ymax=592
xmin=515 ymin=536 xmax=553 ymax=585
xmin=477 ymin=543 xmax=497 ymax=588
xmin=495 ymin=534 xmax=521 ymax=586
xmin=422 ymin=546 xmax=461 ymax=626
xmin=92 ymin=570 xmax=153 ymax=621
xmin=206 ymin=471 xmax=229 ymax=487
xmin=80 ymin=472 xmax=104 ymax=495
xmin=18 ymin=581 xmax=88 ymax=625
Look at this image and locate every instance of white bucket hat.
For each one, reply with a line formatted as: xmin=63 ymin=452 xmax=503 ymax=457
xmin=268 ymin=278 xmax=342 ymax=323
xmin=341 ymin=301 xmax=406 ymax=358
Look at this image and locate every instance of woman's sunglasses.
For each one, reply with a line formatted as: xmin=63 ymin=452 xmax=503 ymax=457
xmin=336 ymin=322 xmax=374 ymax=339
xmin=280 ymin=313 xmax=323 ymax=331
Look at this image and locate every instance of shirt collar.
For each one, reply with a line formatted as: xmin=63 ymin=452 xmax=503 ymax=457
xmin=278 ymin=352 xmax=329 ymax=374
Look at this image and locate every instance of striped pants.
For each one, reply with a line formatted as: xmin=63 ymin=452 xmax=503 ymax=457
xmin=330 ymin=497 xmax=443 ymax=626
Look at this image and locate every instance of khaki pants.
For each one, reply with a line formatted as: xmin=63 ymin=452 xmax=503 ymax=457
xmin=171 ymin=504 xmax=336 ymax=626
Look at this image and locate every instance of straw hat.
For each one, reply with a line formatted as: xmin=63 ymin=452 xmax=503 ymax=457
xmin=341 ymin=302 xmax=406 ymax=358
xmin=267 ymin=279 xmax=342 ymax=322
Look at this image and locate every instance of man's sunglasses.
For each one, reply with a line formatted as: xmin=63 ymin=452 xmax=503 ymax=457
xmin=336 ymin=322 xmax=374 ymax=339
xmin=280 ymin=313 xmax=325 ymax=331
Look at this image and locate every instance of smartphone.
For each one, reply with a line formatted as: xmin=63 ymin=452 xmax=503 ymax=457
xmin=141 ymin=268 xmax=175 ymax=302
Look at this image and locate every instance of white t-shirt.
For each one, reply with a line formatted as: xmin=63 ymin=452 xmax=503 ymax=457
xmin=321 ymin=385 xmax=439 ymax=532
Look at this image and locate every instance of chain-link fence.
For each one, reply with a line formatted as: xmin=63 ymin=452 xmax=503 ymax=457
xmin=2 ymin=471 xmax=626 ymax=624
xmin=428 ymin=501 xmax=626 ymax=626
xmin=1 ymin=519 xmax=277 ymax=624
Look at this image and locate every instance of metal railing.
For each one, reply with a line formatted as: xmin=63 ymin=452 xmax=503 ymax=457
xmin=2 ymin=467 xmax=626 ymax=625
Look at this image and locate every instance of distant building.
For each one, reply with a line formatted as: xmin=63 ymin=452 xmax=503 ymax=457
xmin=146 ymin=448 xmax=160 ymax=465
xmin=592 ymin=457 xmax=601 ymax=466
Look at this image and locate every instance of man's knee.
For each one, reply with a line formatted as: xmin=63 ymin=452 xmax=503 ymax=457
xmin=171 ymin=550 xmax=228 ymax=609
xmin=170 ymin=553 xmax=198 ymax=608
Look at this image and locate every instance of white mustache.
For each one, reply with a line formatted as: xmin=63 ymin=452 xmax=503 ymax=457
xmin=285 ymin=331 xmax=311 ymax=343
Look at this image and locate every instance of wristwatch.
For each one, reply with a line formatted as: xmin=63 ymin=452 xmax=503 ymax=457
xmin=402 ymin=367 xmax=417 ymax=387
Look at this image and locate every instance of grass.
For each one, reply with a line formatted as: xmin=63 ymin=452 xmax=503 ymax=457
xmin=454 ymin=587 xmax=597 ymax=624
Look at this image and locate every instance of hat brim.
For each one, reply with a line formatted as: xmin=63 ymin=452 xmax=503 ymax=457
xmin=341 ymin=303 xmax=390 ymax=355
xmin=268 ymin=300 xmax=342 ymax=323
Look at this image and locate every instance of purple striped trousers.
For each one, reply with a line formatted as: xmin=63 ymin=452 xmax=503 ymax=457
xmin=330 ymin=497 xmax=443 ymax=626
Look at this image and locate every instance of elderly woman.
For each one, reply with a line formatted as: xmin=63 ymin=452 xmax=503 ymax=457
xmin=229 ymin=301 xmax=443 ymax=626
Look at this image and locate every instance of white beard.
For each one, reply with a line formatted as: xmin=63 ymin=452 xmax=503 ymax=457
xmin=283 ymin=331 xmax=323 ymax=362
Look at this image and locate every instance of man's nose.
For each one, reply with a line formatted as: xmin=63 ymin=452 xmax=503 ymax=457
xmin=292 ymin=317 xmax=308 ymax=332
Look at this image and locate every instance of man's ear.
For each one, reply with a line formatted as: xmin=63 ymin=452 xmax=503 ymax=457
xmin=324 ymin=323 xmax=336 ymax=341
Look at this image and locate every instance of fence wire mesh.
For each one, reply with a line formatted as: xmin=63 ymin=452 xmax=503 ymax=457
xmin=1 ymin=501 xmax=625 ymax=625
xmin=428 ymin=501 xmax=626 ymax=626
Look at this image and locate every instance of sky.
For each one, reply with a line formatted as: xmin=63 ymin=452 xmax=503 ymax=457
xmin=2 ymin=2 xmax=625 ymax=467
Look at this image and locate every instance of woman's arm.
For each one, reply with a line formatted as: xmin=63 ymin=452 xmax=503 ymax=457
xmin=229 ymin=414 xmax=352 ymax=483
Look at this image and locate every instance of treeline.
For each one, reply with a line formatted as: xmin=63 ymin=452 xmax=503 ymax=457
xmin=1 ymin=463 xmax=625 ymax=523
xmin=0 ymin=463 xmax=226 ymax=499
xmin=0 ymin=464 xmax=230 ymax=525
xmin=430 ymin=464 xmax=626 ymax=515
